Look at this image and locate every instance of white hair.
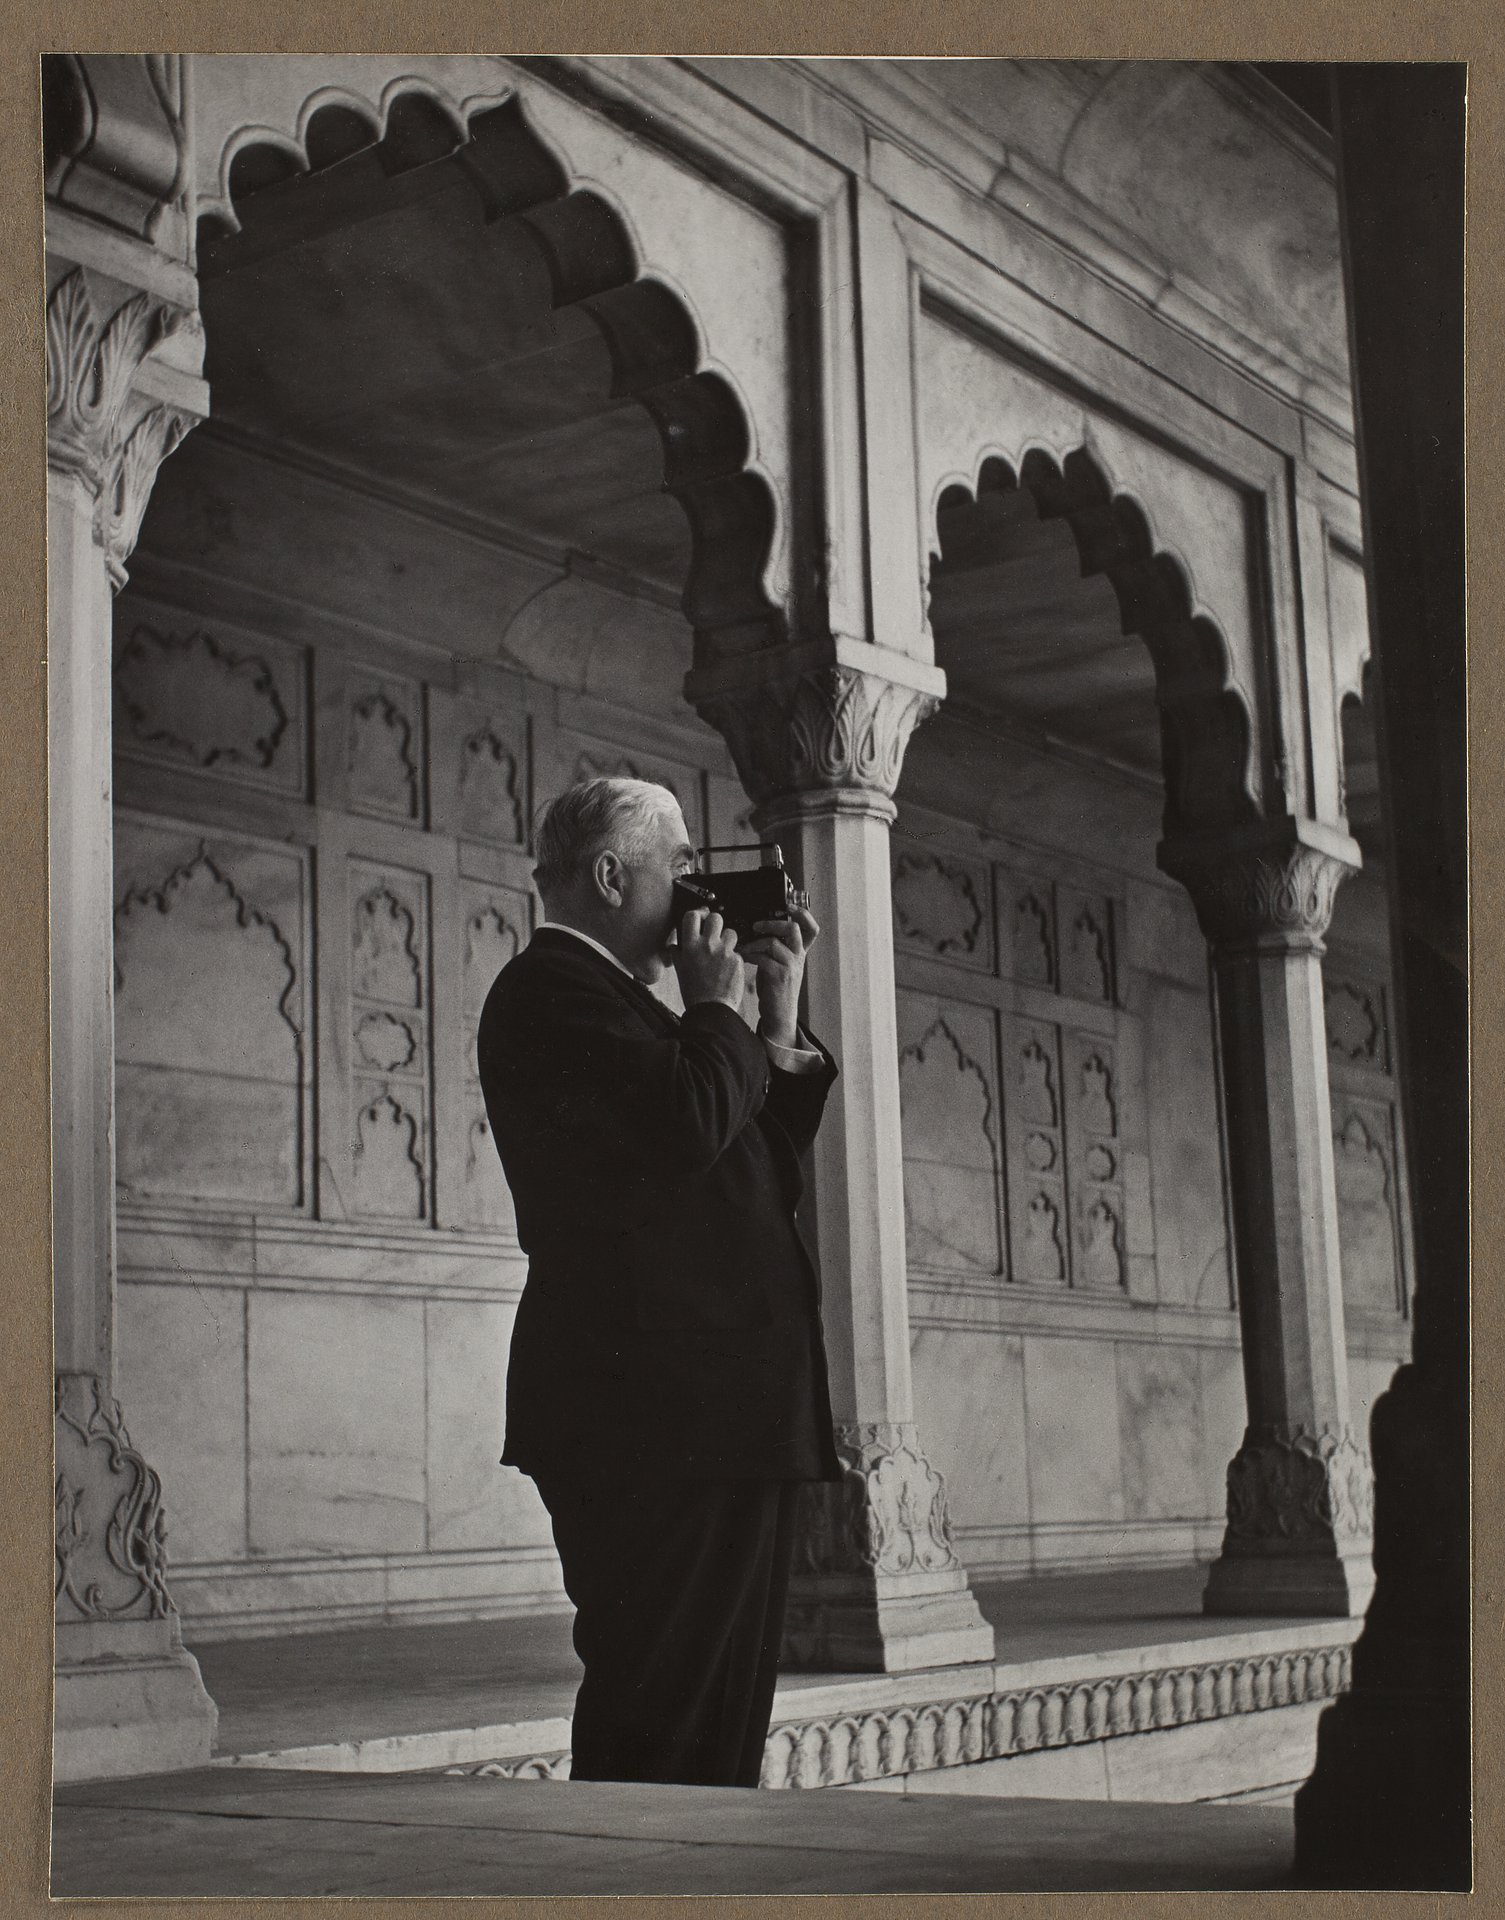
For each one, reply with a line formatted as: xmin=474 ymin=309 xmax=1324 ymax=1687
xmin=532 ymin=777 xmax=682 ymax=895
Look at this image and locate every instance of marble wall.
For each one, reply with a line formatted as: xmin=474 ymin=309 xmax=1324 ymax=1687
xmin=110 ymin=430 xmax=752 ymax=1636
xmin=112 ymin=430 xmax=1411 ymax=1629
xmin=892 ymin=779 xmax=1411 ymax=1580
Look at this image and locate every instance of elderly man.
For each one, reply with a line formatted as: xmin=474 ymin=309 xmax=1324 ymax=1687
xmin=478 ymin=776 xmax=840 ymax=1788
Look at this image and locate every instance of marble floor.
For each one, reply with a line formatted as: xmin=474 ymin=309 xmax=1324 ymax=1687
xmin=52 ymin=1766 xmax=1298 ymax=1897
xmin=189 ymin=1562 xmax=1295 ymax=1760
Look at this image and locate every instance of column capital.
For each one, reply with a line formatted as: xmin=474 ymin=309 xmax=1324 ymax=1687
xmin=1158 ymin=827 xmax=1361 ymax=955
xmin=46 ymin=261 xmax=203 ymax=588
xmin=686 ymin=642 xmax=945 ymax=810
xmin=1202 ymin=1419 xmax=1377 ymax=1618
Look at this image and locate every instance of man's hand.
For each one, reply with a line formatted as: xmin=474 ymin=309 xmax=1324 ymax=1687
xmin=673 ymin=908 xmax=745 ymax=1013
xmin=741 ymin=906 xmax=819 ymax=1048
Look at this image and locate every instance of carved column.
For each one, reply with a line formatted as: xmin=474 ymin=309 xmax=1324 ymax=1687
xmin=1161 ymin=829 xmax=1374 ymax=1617
xmin=46 ymin=224 xmax=216 ymax=1776
xmin=690 ymin=644 xmax=995 ymax=1672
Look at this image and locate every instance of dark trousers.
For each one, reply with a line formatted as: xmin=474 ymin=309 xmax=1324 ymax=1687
xmin=533 ymin=1475 xmax=802 ymax=1788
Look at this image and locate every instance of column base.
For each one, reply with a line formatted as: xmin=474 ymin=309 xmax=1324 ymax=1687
xmin=55 ymin=1618 xmax=218 ymax=1783
xmin=782 ymin=1567 xmax=996 ymax=1673
xmin=1203 ymin=1421 xmax=1376 ymax=1617
xmin=1202 ymin=1549 xmax=1375 ymax=1619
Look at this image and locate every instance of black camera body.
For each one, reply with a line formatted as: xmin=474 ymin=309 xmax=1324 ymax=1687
xmin=670 ymin=844 xmax=810 ymax=946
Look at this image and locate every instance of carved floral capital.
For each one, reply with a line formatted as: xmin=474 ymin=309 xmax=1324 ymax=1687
xmin=1162 ymin=841 xmax=1350 ymax=954
xmin=55 ymin=1371 xmax=175 ymax=1626
xmin=796 ymin=1421 xmax=962 ymax=1579
xmin=1221 ymin=1421 xmax=1375 ymax=1555
xmin=696 ymin=666 xmax=939 ymax=807
xmin=46 ymin=266 xmax=197 ymax=588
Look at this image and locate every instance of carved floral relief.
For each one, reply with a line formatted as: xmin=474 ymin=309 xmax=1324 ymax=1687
xmin=1222 ymin=1422 xmax=1374 ymax=1551
xmin=459 ymin=881 xmax=530 ymax=1233
xmin=349 ymin=864 xmax=430 ymax=1220
xmin=891 ymin=848 xmax=988 ymax=963
xmin=1324 ymin=973 xmax=1388 ymax=1070
xmin=113 ymin=828 xmax=306 ymax=1206
xmin=113 ymin=618 xmax=302 ymax=791
xmin=1061 ymin=893 xmax=1116 ymax=1003
xmin=1011 ymin=889 xmax=1055 ymax=986
xmin=349 ymin=680 xmax=422 ymax=820
xmin=1020 ymin=1191 xmax=1066 ymax=1283
xmin=46 ymin=265 xmax=198 ymax=588
xmin=460 ymin=724 xmax=525 ymax=844
xmin=793 ymin=1422 xmax=962 ymax=1580
xmin=55 ymin=1372 xmax=175 ymax=1625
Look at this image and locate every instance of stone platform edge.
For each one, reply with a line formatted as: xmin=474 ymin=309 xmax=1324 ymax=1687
xmin=216 ymin=1618 xmax=1360 ymax=1793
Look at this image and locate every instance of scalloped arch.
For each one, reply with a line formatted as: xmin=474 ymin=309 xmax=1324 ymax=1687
xmin=195 ymin=85 xmax=784 ymax=656
xmin=201 ymin=71 xmax=507 ymax=234
xmin=931 ymin=445 xmax=1260 ymax=837
xmin=929 ymin=439 xmax=1216 ymax=638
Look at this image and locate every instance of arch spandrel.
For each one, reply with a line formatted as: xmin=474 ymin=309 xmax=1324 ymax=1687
xmin=919 ymin=314 xmax=1258 ymax=693
xmin=187 ymin=57 xmax=794 ymax=632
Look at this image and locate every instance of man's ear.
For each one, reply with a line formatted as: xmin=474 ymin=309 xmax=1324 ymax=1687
xmin=592 ymin=849 xmax=626 ymax=907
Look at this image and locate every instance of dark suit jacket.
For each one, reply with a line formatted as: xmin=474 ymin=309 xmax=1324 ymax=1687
xmin=478 ymin=927 xmax=842 ymax=1481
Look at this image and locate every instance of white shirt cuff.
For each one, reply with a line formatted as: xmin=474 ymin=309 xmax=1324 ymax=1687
xmin=763 ymin=1032 xmax=825 ymax=1075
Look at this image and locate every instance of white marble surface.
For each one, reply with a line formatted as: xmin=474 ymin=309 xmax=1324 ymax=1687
xmin=1142 ymin=974 xmax=1231 ymax=1309
xmin=425 ymin=1300 xmax=550 ymax=1552
xmin=1021 ymin=1337 xmax=1124 ymax=1527
xmin=116 ymin=1280 xmax=247 ymax=1565
xmin=1347 ymin=1350 xmax=1403 ymax=1446
xmin=1102 ymin=1702 xmax=1323 ymax=1804
xmin=1116 ymin=1343 xmax=1205 ymax=1521
xmin=855 ymin=1741 xmax=1112 ymax=1800
xmin=247 ymin=1292 xmax=426 ymax=1555
xmin=910 ymin=1327 xmax=1029 ymax=1538
xmin=1124 ymin=876 xmax=1209 ymax=989
xmin=1197 ymin=1344 xmax=1248 ymax=1516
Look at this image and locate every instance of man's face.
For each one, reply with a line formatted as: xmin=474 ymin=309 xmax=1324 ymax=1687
xmin=615 ymin=803 xmax=695 ymax=983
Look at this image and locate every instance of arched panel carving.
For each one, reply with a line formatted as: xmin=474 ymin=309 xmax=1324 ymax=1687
xmin=114 ymin=839 xmax=305 ymax=1206
xmin=352 ymin=1092 xmax=426 ymax=1220
xmin=1332 ymin=1108 xmax=1404 ymax=1315
xmin=352 ymin=888 xmax=421 ymax=1007
xmin=115 ymin=849 xmax=300 ymax=1078
xmin=898 ymin=1006 xmax=1003 ymax=1275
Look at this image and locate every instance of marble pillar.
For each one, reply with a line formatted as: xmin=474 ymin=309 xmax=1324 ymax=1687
xmin=690 ymin=644 xmax=995 ymax=1672
xmin=1162 ymin=831 xmax=1374 ymax=1618
xmin=46 ymin=234 xmax=217 ymax=1780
